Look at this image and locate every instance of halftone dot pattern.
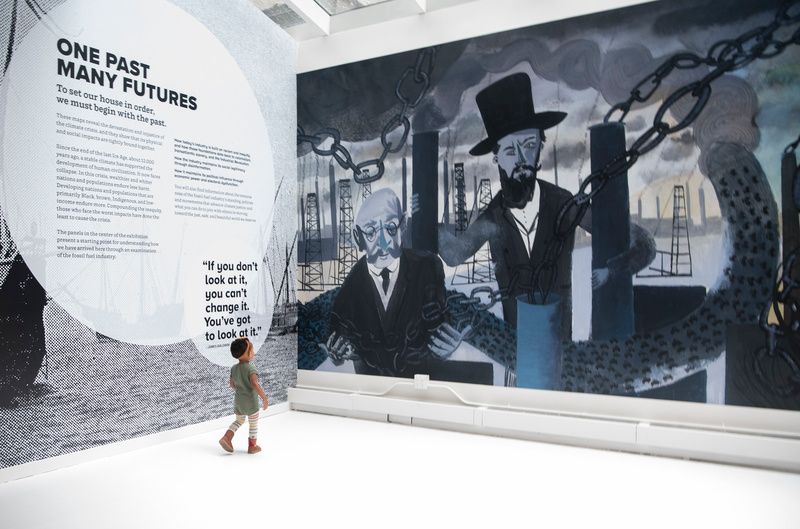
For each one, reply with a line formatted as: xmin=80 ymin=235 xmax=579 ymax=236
xmin=0 ymin=0 xmax=298 ymax=469
xmin=0 ymin=298 xmax=296 ymax=469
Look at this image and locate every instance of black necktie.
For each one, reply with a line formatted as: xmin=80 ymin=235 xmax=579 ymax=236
xmin=380 ymin=268 xmax=390 ymax=294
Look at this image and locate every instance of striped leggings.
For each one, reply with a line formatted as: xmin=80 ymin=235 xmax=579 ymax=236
xmin=228 ymin=412 xmax=259 ymax=439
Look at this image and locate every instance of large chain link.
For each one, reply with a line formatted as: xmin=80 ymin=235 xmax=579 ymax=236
xmin=432 ymin=1 xmax=800 ymax=333
xmin=329 ymin=2 xmax=800 ymax=370
xmin=605 ymin=1 xmax=800 ymax=124
xmin=297 ymin=47 xmax=436 ymax=185
xmin=526 ymin=0 xmax=800 ymax=305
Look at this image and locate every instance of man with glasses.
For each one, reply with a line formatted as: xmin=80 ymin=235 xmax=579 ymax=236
xmin=322 ymin=188 xmax=471 ymax=378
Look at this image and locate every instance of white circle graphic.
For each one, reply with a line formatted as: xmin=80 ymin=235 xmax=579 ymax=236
xmin=1 ymin=0 xmax=274 ymax=365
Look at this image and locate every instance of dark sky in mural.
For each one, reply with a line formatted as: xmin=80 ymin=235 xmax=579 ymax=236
xmin=299 ymin=0 xmax=798 ymax=211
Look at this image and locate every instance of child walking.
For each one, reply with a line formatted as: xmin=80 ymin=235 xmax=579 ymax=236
xmin=219 ymin=337 xmax=269 ymax=454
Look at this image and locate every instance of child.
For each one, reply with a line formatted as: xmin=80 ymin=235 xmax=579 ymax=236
xmin=219 ymin=337 xmax=269 ymax=454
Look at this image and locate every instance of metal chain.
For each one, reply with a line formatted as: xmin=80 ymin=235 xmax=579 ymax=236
xmin=786 ymin=131 xmax=800 ymax=154
xmin=523 ymin=0 xmax=800 ymax=305
xmin=327 ymin=2 xmax=800 ymax=372
xmin=757 ymin=247 xmax=800 ymax=397
xmin=606 ymin=1 xmax=800 ymax=124
xmin=297 ymin=47 xmax=436 ymax=185
xmin=752 ymin=131 xmax=800 ymax=396
xmin=432 ymin=1 xmax=800 ymax=332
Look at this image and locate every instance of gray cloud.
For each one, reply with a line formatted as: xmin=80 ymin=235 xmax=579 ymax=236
xmin=626 ymin=115 xmax=648 ymax=132
xmin=660 ymin=131 xmax=695 ymax=162
xmin=297 ymin=43 xmax=468 ymax=143
xmin=756 ymin=101 xmax=800 ymax=131
xmin=298 ymin=0 xmax=785 ymax=185
xmin=413 ymin=56 xmax=485 ymax=133
xmin=541 ymin=140 xmax=586 ymax=170
xmin=676 ymin=75 xmax=761 ymax=175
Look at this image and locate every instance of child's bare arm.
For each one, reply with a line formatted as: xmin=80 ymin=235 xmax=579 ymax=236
xmin=229 ymin=378 xmax=235 ymax=389
xmin=249 ymin=373 xmax=269 ymax=410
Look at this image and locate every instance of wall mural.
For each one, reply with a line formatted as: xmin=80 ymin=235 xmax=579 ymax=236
xmin=297 ymin=0 xmax=800 ymax=410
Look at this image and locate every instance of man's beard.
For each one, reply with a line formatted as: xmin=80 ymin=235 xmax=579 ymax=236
xmin=499 ymin=164 xmax=538 ymax=209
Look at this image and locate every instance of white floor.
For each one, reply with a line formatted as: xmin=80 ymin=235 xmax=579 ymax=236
xmin=1 ymin=410 xmax=799 ymax=529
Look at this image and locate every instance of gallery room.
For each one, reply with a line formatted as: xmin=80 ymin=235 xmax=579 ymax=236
xmin=0 ymin=0 xmax=799 ymax=527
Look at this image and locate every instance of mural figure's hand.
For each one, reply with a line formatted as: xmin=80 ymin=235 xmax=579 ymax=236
xmin=591 ymin=267 xmax=611 ymax=290
xmin=428 ymin=323 xmax=472 ymax=359
xmin=319 ymin=332 xmax=356 ymax=366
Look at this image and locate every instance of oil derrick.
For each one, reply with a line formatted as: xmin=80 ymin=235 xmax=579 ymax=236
xmin=451 ymin=163 xmax=473 ymax=285
xmin=335 ymin=179 xmax=358 ymax=284
xmin=453 ymin=163 xmax=468 ymax=233
xmin=668 ymin=185 xmax=692 ymax=276
xmin=301 ymin=192 xmax=324 ymax=290
xmin=361 ymin=182 xmax=372 ymax=200
xmin=637 ymin=185 xmax=693 ymax=277
xmin=469 ymin=178 xmax=495 ymax=283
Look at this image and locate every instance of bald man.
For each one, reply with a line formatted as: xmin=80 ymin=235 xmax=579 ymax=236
xmin=322 ymin=188 xmax=470 ymax=378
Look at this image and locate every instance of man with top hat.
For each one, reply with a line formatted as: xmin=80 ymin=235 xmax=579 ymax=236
xmin=438 ymin=72 xmax=654 ymax=337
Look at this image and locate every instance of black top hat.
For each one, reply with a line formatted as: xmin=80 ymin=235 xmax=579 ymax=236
xmin=469 ymin=73 xmax=567 ymax=156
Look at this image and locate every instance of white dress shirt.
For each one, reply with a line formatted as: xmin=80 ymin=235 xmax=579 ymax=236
xmin=367 ymin=257 xmax=400 ymax=310
xmin=508 ymin=183 xmax=540 ymax=257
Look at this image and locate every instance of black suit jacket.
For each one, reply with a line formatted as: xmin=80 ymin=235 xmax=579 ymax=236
xmin=456 ymin=180 xmax=587 ymax=335
xmin=330 ymin=249 xmax=447 ymax=377
xmin=438 ymin=180 xmax=655 ymax=337
xmin=487 ymin=181 xmax=582 ymax=333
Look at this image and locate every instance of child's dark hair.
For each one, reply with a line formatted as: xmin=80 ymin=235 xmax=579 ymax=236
xmin=230 ymin=337 xmax=250 ymax=359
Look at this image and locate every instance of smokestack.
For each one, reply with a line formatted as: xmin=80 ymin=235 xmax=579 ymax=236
xmin=315 ymin=177 xmax=324 ymax=234
xmin=443 ymin=158 xmax=450 ymax=226
xmin=590 ymin=123 xmax=633 ymax=340
xmin=553 ymin=143 xmax=559 ymax=188
xmin=329 ymin=163 xmax=337 ymax=245
xmin=699 ymin=187 xmax=706 ymax=227
xmin=411 ymin=132 xmax=439 ymax=253
xmin=300 ymin=196 xmax=306 ymax=246
xmin=401 ymin=157 xmax=408 ymax=212
xmin=685 ymin=181 xmax=692 ymax=225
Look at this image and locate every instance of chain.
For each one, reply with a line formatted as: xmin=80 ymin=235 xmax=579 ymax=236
xmin=326 ymin=3 xmax=800 ymax=372
xmin=752 ymin=131 xmax=800 ymax=396
xmin=429 ymin=1 xmax=800 ymax=333
xmin=606 ymin=1 xmax=800 ymax=124
xmin=756 ymin=247 xmax=800 ymax=397
xmin=297 ymin=47 xmax=436 ymax=185
xmin=786 ymin=131 xmax=800 ymax=154
xmin=529 ymin=0 xmax=800 ymax=304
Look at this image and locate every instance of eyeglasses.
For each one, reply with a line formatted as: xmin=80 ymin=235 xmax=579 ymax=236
xmin=357 ymin=219 xmax=402 ymax=242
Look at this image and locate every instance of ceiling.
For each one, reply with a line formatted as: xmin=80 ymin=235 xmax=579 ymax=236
xmin=251 ymin=0 xmax=479 ymax=40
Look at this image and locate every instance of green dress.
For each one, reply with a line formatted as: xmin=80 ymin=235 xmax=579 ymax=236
xmin=231 ymin=361 xmax=259 ymax=415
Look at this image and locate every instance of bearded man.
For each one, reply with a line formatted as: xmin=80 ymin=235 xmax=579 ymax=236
xmin=438 ymin=73 xmax=654 ymax=337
